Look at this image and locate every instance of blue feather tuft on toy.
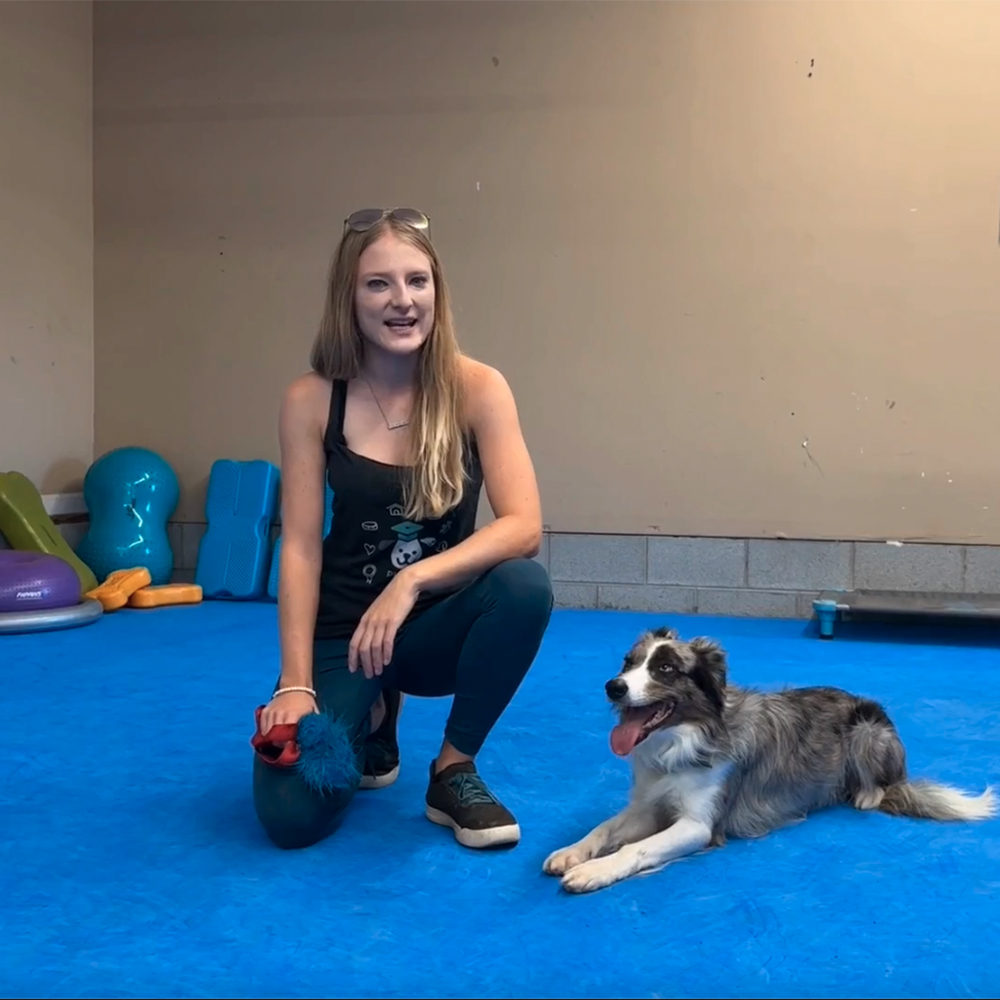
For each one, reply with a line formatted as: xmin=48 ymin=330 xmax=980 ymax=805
xmin=295 ymin=712 xmax=360 ymax=795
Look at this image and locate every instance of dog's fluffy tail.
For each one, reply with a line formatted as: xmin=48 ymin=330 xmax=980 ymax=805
xmin=879 ymin=780 xmax=997 ymax=821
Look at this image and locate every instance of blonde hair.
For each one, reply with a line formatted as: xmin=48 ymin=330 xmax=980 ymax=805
xmin=309 ymin=216 xmax=466 ymax=522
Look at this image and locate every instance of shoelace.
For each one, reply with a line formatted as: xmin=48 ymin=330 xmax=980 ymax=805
xmin=447 ymin=772 xmax=499 ymax=807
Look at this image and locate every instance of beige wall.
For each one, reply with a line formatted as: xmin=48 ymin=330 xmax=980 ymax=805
xmin=0 ymin=1 xmax=93 ymax=494
xmin=93 ymin=1 xmax=1000 ymax=543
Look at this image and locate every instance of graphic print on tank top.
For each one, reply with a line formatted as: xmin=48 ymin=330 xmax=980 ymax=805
xmin=359 ymin=507 xmax=457 ymax=586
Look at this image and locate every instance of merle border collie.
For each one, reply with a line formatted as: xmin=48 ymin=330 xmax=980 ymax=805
xmin=544 ymin=627 xmax=996 ymax=894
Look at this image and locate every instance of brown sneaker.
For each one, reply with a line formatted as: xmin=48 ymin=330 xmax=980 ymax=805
xmin=424 ymin=760 xmax=521 ymax=849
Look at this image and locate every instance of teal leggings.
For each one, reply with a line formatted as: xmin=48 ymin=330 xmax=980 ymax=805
xmin=252 ymin=557 xmax=553 ymax=849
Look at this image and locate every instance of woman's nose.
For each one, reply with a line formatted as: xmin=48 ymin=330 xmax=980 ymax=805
xmin=388 ymin=281 xmax=413 ymax=309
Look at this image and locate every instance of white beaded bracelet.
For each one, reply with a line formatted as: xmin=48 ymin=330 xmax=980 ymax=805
xmin=272 ymin=686 xmax=317 ymax=699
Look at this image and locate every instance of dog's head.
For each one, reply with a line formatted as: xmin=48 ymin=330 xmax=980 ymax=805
xmin=605 ymin=627 xmax=728 ymax=757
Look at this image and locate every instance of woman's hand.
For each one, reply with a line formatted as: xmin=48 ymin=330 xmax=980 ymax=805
xmin=259 ymin=689 xmax=318 ymax=736
xmin=349 ymin=569 xmax=421 ymax=678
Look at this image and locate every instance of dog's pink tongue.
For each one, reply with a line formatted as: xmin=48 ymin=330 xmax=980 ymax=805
xmin=610 ymin=707 xmax=656 ymax=757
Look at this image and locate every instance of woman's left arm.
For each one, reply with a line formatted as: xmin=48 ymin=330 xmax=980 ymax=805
xmin=406 ymin=361 xmax=543 ymax=595
xmin=348 ymin=361 xmax=542 ymax=676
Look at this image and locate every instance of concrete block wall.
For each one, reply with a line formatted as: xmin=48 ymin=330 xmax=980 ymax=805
xmin=161 ymin=524 xmax=1000 ymax=619
xmin=545 ymin=533 xmax=1000 ymax=618
xmin=167 ymin=522 xmax=204 ymax=584
xmin=7 ymin=520 xmax=1000 ymax=617
xmin=7 ymin=520 xmax=998 ymax=619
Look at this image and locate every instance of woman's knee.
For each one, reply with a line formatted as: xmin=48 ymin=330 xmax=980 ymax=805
xmin=481 ymin=557 xmax=553 ymax=620
xmin=252 ymin=755 xmax=358 ymax=850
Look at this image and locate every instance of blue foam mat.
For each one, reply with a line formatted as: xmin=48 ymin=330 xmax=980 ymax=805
xmin=266 ymin=480 xmax=334 ymax=600
xmin=3 ymin=606 xmax=1000 ymax=998
xmin=195 ymin=459 xmax=280 ymax=600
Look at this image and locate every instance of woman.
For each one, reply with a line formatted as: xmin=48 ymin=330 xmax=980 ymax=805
xmin=252 ymin=207 xmax=553 ymax=851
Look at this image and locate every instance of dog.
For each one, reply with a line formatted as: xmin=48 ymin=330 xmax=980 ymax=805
xmin=543 ymin=626 xmax=997 ymax=894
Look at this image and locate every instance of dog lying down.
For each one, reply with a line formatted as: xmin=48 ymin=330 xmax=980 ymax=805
xmin=544 ymin=627 xmax=997 ymax=894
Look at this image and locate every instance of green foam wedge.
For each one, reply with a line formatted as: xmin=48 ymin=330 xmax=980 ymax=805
xmin=0 ymin=470 xmax=98 ymax=593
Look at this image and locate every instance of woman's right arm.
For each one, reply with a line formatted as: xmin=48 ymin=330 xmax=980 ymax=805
xmin=259 ymin=373 xmax=329 ymax=735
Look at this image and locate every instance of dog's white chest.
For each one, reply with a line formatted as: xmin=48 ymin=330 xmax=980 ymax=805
xmin=634 ymin=763 xmax=731 ymax=824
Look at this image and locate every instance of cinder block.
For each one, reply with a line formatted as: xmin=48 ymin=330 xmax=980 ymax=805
xmin=181 ymin=522 xmax=206 ymax=571
xmin=748 ymin=539 xmax=852 ymax=591
xmin=552 ymin=582 xmax=598 ymax=609
xmin=963 ymin=546 xmax=1000 ymax=593
xmin=168 ymin=523 xmax=183 ymax=569
xmin=58 ymin=522 xmax=87 ymax=551
xmin=796 ymin=592 xmax=823 ymax=618
xmin=533 ymin=533 xmax=550 ymax=572
xmin=549 ymin=534 xmax=646 ymax=584
xmin=647 ymin=537 xmax=746 ymax=587
xmin=696 ymin=588 xmax=801 ymax=619
xmin=598 ymin=584 xmax=698 ymax=614
xmin=854 ymin=542 xmax=962 ymax=592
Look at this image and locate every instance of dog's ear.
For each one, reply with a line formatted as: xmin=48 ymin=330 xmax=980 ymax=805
xmin=689 ymin=637 xmax=728 ymax=690
xmin=651 ymin=626 xmax=680 ymax=641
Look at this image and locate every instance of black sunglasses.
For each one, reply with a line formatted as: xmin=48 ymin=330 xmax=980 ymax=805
xmin=344 ymin=207 xmax=431 ymax=236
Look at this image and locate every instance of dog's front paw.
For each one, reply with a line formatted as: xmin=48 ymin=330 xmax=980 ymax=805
xmin=543 ymin=845 xmax=589 ymax=876
xmin=559 ymin=856 xmax=624 ymax=895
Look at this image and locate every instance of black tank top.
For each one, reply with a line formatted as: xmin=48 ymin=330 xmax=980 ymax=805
xmin=314 ymin=378 xmax=484 ymax=640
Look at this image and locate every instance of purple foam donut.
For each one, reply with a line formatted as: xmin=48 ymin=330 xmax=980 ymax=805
xmin=0 ymin=550 xmax=82 ymax=612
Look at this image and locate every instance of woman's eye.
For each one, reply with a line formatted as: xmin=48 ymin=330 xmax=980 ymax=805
xmin=366 ymin=279 xmax=387 ymax=291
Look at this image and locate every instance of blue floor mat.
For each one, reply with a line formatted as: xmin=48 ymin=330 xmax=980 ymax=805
xmin=3 ymin=605 xmax=1000 ymax=999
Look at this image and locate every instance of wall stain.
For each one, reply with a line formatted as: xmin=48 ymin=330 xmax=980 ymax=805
xmin=802 ymin=437 xmax=824 ymax=476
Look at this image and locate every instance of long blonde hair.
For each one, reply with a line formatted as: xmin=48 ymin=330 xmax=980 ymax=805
xmin=309 ymin=216 xmax=467 ymax=522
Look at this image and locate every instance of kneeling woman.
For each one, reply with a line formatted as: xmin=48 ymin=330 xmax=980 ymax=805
xmin=252 ymin=208 xmax=553 ymax=851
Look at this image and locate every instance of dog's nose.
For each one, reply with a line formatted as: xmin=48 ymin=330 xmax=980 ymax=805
xmin=605 ymin=677 xmax=628 ymax=702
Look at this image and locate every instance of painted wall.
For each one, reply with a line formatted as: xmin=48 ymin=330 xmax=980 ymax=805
xmin=93 ymin=1 xmax=1000 ymax=543
xmin=0 ymin=1 xmax=94 ymax=493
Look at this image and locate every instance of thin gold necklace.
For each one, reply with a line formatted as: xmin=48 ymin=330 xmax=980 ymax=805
xmin=363 ymin=377 xmax=410 ymax=431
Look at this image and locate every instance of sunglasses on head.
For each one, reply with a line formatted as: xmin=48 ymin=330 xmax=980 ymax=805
xmin=344 ymin=207 xmax=431 ymax=236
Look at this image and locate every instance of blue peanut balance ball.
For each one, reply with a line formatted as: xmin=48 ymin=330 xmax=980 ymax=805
xmin=76 ymin=447 xmax=180 ymax=586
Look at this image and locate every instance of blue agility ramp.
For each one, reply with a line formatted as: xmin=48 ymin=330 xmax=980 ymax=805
xmin=195 ymin=459 xmax=280 ymax=600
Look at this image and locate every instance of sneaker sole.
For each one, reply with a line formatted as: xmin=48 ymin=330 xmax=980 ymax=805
xmin=424 ymin=805 xmax=522 ymax=849
xmin=359 ymin=764 xmax=399 ymax=790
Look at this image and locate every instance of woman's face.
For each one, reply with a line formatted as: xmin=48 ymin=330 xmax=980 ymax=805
xmin=354 ymin=232 xmax=436 ymax=359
